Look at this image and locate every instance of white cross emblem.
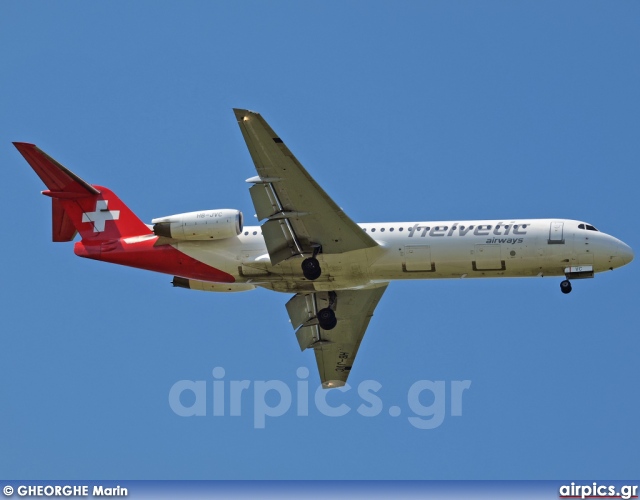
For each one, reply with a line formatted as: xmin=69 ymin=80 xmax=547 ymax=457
xmin=82 ymin=200 xmax=120 ymax=232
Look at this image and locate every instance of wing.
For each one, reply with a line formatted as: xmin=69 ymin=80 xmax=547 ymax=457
xmin=286 ymin=285 xmax=388 ymax=388
xmin=234 ymin=109 xmax=377 ymax=265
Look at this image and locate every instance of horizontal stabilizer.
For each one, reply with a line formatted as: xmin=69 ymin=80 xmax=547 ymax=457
xmin=13 ymin=143 xmax=100 ymax=196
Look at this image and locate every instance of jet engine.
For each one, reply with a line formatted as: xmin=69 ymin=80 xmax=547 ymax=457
xmin=152 ymin=209 xmax=243 ymax=241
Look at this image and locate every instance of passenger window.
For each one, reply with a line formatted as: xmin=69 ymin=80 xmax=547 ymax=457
xmin=371 ymin=228 xmax=376 ymax=232
xmin=389 ymin=228 xmax=394 ymax=232
xmin=380 ymin=228 xmax=385 ymax=232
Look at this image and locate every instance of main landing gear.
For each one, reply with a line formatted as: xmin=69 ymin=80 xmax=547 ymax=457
xmin=316 ymin=290 xmax=337 ymax=331
xmin=560 ymin=279 xmax=572 ymax=294
xmin=300 ymin=247 xmax=336 ymax=330
xmin=301 ymin=245 xmax=323 ymax=281
xmin=317 ymin=307 xmax=337 ymax=330
xmin=301 ymin=257 xmax=321 ymax=280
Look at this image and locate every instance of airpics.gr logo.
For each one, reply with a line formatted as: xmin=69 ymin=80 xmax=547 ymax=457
xmin=168 ymin=367 xmax=472 ymax=429
xmin=559 ymin=482 xmax=638 ymax=500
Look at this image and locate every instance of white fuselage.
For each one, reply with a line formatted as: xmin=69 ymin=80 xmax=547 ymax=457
xmin=172 ymin=218 xmax=634 ymax=293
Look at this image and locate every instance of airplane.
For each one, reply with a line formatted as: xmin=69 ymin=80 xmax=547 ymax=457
xmin=14 ymin=109 xmax=634 ymax=389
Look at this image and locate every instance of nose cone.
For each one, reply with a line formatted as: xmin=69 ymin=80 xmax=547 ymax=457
xmin=619 ymin=241 xmax=634 ymax=265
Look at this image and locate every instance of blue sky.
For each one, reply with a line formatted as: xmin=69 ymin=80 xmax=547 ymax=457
xmin=1 ymin=2 xmax=638 ymax=480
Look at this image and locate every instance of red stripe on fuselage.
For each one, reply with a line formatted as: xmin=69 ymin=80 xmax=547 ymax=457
xmin=74 ymin=236 xmax=235 ymax=283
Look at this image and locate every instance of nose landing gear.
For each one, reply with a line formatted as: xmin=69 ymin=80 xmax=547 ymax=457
xmin=560 ymin=279 xmax=572 ymax=294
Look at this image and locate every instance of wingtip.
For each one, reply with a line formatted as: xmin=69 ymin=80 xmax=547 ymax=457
xmin=322 ymin=380 xmax=347 ymax=389
xmin=233 ymin=108 xmax=259 ymax=120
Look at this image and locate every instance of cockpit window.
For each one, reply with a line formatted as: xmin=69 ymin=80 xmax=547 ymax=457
xmin=578 ymin=223 xmax=599 ymax=231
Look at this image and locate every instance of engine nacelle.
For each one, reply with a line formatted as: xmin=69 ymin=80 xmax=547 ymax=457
xmin=152 ymin=209 xmax=243 ymax=241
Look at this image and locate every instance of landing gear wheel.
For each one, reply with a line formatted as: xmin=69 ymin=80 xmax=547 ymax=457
xmin=302 ymin=257 xmax=322 ymax=280
xmin=560 ymin=280 xmax=572 ymax=294
xmin=317 ymin=307 xmax=337 ymax=330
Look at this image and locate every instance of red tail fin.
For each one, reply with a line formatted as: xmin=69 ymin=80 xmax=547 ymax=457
xmin=14 ymin=143 xmax=151 ymax=241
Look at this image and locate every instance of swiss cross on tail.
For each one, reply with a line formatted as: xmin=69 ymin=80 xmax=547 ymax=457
xmin=82 ymin=200 xmax=120 ymax=232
